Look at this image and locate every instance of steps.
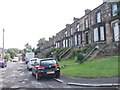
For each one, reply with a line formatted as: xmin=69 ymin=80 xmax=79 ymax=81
xmin=59 ymin=48 xmax=72 ymax=59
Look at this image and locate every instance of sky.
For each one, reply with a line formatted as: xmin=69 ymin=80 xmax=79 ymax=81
xmin=0 ymin=0 xmax=103 ymax=50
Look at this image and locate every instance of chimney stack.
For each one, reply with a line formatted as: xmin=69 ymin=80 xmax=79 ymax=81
xmin=85 ymin=9 xmax=91 ymax=15
xmin=73 ymin=17 xmax=79 ymax=22
xmin=66 ymin=24 xmax=70 ymax=27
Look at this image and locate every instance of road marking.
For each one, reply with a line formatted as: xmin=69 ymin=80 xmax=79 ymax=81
xmin=54 ymin=78 xmax=64 ymax=83
xmin=67 ymin=82 xmax=120 ymax=87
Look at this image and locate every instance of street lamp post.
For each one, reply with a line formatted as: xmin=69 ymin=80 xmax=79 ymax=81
xmin=2 ymin=28 xmax=5 ymax=60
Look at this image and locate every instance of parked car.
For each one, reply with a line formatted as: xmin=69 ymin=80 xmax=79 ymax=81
xmin=0 ymin=59 xmax=7 ymax=68
xmin=12 ymin=57 xmax=19 ymax=62
xmin=32 ymin=58 xmax=60 ymax=80
xmin=27 ymin=58 xmax=39 ymax=71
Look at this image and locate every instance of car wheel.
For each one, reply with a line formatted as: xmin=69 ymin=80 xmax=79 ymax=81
xmin=55 ymin=73 xmax=60 ymax=78
xmin=2 ymin=65 xmax=4 ymax=68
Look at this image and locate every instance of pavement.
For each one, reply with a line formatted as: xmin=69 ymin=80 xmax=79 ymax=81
xmin=55 ymin=75 xmax=120 ymax=87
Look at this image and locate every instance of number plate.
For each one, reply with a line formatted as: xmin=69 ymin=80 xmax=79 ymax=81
xmin=47 ymin=71 xmax=55 ymax=74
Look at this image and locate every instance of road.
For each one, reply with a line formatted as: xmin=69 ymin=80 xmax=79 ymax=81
xmin=0 ymin=61 xmax=82 ymax=89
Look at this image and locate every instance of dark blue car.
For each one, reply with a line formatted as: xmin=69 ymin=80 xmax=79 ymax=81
xmin=0 ymin=59 xmax=7 ymax=68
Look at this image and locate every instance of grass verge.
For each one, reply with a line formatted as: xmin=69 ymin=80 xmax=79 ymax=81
xmin=59 ymin=56 xmax=119 ymax=78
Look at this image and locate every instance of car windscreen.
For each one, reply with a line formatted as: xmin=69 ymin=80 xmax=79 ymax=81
xmin=40 ymin=59 xmax=57 ymax=66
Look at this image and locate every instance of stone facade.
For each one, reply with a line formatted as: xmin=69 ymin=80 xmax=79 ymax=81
xmin=40 ymin=2 xmax=120 ymax=52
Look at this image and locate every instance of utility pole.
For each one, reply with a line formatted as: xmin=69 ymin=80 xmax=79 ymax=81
xmin=2 ymin=28 xmax=5 ymax=60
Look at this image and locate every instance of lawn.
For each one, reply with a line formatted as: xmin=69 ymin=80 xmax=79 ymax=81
xmin=59 ymin=56 xmax=119 ymax=78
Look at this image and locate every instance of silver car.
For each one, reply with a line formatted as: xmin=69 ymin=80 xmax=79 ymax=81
xmin=27 ymin=58 xmax=39 ymax=71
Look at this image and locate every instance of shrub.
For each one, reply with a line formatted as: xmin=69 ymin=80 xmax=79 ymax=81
xmin=82 ymin=44 xmax=91 ymax=53
xmin=68 ymin=48 xmax=82 ymax=59
xmin=43 ymin=48 xmax=56 ymax=58
xmin=77 ymin=53 xmax=84 ymax=64
xmin=4 ymin=54 xmax=12 ymax=61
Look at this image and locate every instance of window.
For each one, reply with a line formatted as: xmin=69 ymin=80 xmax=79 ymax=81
xmin=70 ymin=28 xmax=73 ymax=35
xmin=78 ymin=35 xmax=81 ymax=46
xmin=63 ymin=40 xmax=65 ymax=48
xmin=66 ymin=39 xmax=68 ymax=47
xmin=70 ymin=37 xmax=73 ymax=47
xmin=85 ymin=19 xmax=89 ymax=29
xmin=96 ymin=12 xmax=101 ymax=23
xmin=76 ymin=24 xmax=80 ymax=31
xmin=55 ymin=43 xmax=57 ymax=48
xmin=65 ymin=31 xmax=67 ymax=37
xmin=113 ymin=22 xmax=119 ymax=41
xmin=94 ymin=28 xmax=99 ymax=41
xmin=40 ymin=60 xmax=56 ymax=66
xmin=56 ymin=42 xmax=60 ymax=48
xmin=100 ymin=26 xmax=105 ymax=40
xmin=75 ymin=35 xmax=77 ymax=45
xmin=94 ymin=26 xmax=106 ymax=42
xmin=112 ymin=4 xmax=118 ymax=16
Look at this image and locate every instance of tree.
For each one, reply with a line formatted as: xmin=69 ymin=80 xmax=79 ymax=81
xmin=7 ymin=48 xmax=19 ymax=58
xmin=37 ymin=38 xmax=47 ymax=47
xmin=24 ymin=43 xmax=32 ymax=53
xmin=36 ymin=38 xmax=47 ymax=53
xmin=4 ymin=54 xmax=12 ymax=61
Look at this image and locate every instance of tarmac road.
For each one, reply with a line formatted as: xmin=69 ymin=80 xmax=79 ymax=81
xmin=0 ymin=61 xmax=119 ymax=90
xmin=0 ymin=61 xmax=82 ymax=89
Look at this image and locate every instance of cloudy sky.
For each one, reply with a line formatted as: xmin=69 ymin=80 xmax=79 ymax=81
xmin=0 ymin=0 xmax=103 ymax=49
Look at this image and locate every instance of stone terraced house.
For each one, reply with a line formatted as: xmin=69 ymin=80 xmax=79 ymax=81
xmin=40 ymin=2 xmax=120 ymax=53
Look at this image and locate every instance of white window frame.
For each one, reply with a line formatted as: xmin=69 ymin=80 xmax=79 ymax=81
xmin=78 ymin=35 xmax=81 ymax=46
xmin=66 ymin=39 xmax=68 ymax=47
xmin=100 ymin=26 xmax=105 ymax=40
xmin=112 ymin=4 xmax=118 ymax=16
xmin=71 ymin=28 xmax=73 ymax=35
xmin=96 ymin=12 xmax=101 ymax=23
xmin=113 ymin=22 xmax=119 ymax=41
xmin=65 ymin=31 xmax=67 ymax=37
xmin=63 ymin=40 xmax=65 ymax=48
xmin=76 ymin=24 xmax=80 ymax=31
xmin=75 ymin=35 xmax=77 ymax=46
xmin=58 ymin=42 xmax=60 ymax=48
xmin=94 ymin=28 xmax=99 ymax=41
xmin=55 ymin=43 xmax=57 ymax=48
xmin=85 ymin=19 xmax=89 ymax=28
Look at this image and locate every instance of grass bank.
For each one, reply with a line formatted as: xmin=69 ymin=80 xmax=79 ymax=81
xmin=59 ymin=56 xmax=119 ymax=78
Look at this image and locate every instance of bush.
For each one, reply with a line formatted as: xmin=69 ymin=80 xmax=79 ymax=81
xmin=77 ymin=53 xmax=84 ymax=64
xmin=43 ymin=48 xmax=56 ymax=58
xmin=4 ymin=54 xmax=12 ymax=61
xmin=82 ymin=44 xmax=91 ymax=53
xmin=68 ymin=48 xmax=82 ymax=59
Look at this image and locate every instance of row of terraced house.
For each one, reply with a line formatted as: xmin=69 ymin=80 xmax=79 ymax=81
xmin=40 ymin=2 xmax=120 ymax=53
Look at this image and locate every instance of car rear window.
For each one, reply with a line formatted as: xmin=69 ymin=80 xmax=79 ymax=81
xmin=31 ymin=59 xmax=37 ymax=62
xmin=40 ymin=59 xmax=57 ymax=66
